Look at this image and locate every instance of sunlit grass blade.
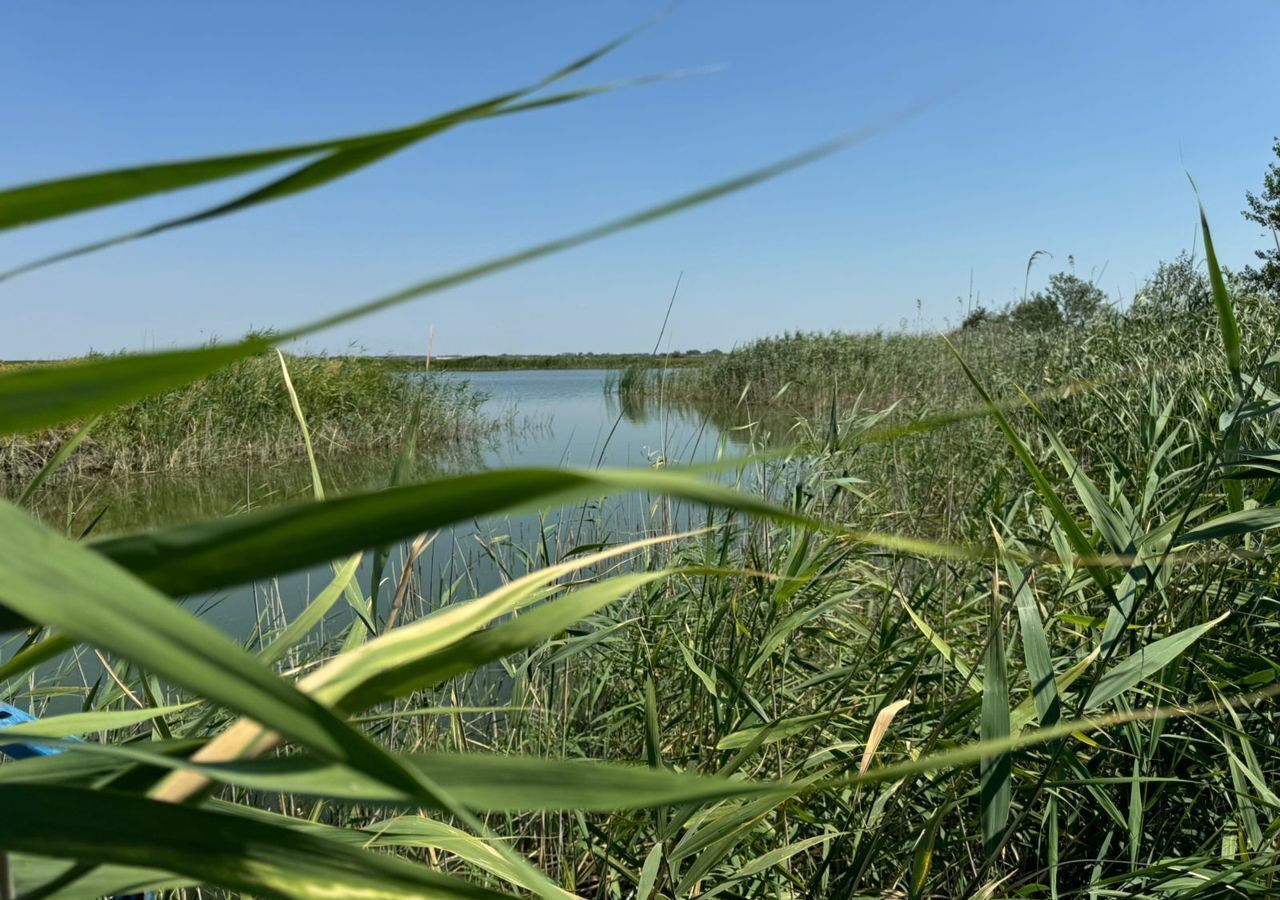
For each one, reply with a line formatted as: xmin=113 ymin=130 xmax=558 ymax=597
xmin=1084 ymin=612 xmax=1230 ymax=710
xmin=1020 ymin=389 xmax=1136 ymax=556
xmin=0 ymin=702 xmax=196 ymax=741
xmin=276 ymin=350 xmax=374 ymax=638
xmin=717 ymin=713 xmax=828 ymax=751
xmin=1005 ymin=559 xmax=1061 ymax=727
xmin=900 ymin=596 xmax=982 ymax=691
xmin=257 ymin=554 xmax=363 ymax=666
xmin=15 ymin=413 xmax=101 ymax=507
xmin=327 ymin=570 xmax=669 ymax=710
xmin=0 ymin=32 xmax=629 ymax=233
xmin=1173 ymin=506 xmax=1280 ymax=544
xmin=979 ymin=572 xmax=1011 ymax=858
xmin=364 ymin=817 xmax=577 ymax=900
xmin=1190 ymin=185 xmax=1242 ymax=388
xmin=1009 ymin=649 xmax=1098 ymax=735
xmin=86 ymin=467 xmax=815 ymax=601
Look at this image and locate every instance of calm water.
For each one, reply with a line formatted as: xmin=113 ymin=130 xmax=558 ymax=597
xmin=451 ymin=369 xmax=723 ymax=469
xmin=14 ymin=370 xmax=741 ymax=658
xmin=26 ymin=370 xmax=731 ymax=534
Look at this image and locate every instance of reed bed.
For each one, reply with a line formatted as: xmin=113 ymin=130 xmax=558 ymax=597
xmin=0 ymin=351 xmax=497 ymax=482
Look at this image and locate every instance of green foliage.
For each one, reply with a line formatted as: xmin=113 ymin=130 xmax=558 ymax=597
xmin=1138 ymin=251 xmax=1213 ymax=313
xmin=1038 ymin=271 xmax=1109 ymax=327
xmin=966 ymin=271 xmax=1108 ymax=333
xmin=1008 ymin=292 xmax=1066 ymax=330
xmin=1242 ymin=135 xmax=1280 ymax=296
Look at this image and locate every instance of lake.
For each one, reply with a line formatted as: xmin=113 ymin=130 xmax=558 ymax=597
xmin=11 ymin=369 xmax=746 ymax=659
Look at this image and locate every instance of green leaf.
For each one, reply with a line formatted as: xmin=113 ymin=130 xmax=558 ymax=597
xmin=677 ymin=640 xmax=720 ymax=698
xmin=721 ymin=832 xmax=840 ymax=881
xmin=257 ymin=554 xmax=363 ymax=666
xmin=901 ymin=598 xmax=981 ymax=692
xmin=168 ymin=752 xmax=780 ymax=812
xmin=0 ymin=784 xmax=512 ymax=899
xmin=9 ymin=854 xmax=189 ymax=900
xmin=637 ymin=843 xmax=664 ymax=899
xmin=0 ymin=500 xmax=516 ymax=826
xmin=1009 ymin=649 xmax=1098 ymax=735
xmin=0 ymin=702 xmax=196 ymax=741
xmin=1195 ymin=194 xmax=1242 ymax=388
xmin=1023 ymin=392 xmax=1136 ymax=556
xmin=1084 ymin=613 xmax=1229 ymax=710
xmin=16 ymin=413 xmax=101 ymax=507
xmin=1174 ymin=506 xmax=1280 ymax=544
xmin=1005 ymin=560 xmax=1060 ymax=728
xmin=979 ymin=585 xmax=1010 ymax=857
xmin=909 ymin=802 xmax=951 ymax=900
xmin=0 ymin=744 xmax=141 ymax=785
xmin=88 ymin=466 xmax=816 ymax=600
xmin=644 ymin=675 xmax=663 ymax=770
xmin=0 ymin=34 xmax=627 ymax=239
xmin=716 ymin=713 xmax=828 ymax=750
xmin=0 ymin=632 xmax=76 ymax=683
xmin=0 ymin=502 xmax=359 ymax=759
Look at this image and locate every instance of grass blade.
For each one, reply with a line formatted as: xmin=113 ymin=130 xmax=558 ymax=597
xmin=979 ymin=574 xmax=1011 ymax=857
xmin=1084 ymin=612 xmax=1229 ymax=710
xmin=0 ymin=784 xmax=511 ymax=899
xmin=1005 ymin=559 xmax=1061 ymax=727
xmin=0 ymin=34 xmax=628 ymax=234
xmin=1192 ymin=189 xmax=1242 ymax=388
xmin=15 ymin=414 xmax=101 ymax=507
xmin=86 ymin=467 xmax=817 ymax=601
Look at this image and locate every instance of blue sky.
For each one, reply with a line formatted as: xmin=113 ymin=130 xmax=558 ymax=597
xmin=3 ymin=1 xmax=1278 ymax=357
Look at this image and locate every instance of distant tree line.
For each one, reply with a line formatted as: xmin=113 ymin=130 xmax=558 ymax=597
xmin=960 ymin=270 xmax=1110 ymax=332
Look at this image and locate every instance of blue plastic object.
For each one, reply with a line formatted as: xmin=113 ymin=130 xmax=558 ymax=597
xmin=0 ymin=701 xmax=63 ymax=760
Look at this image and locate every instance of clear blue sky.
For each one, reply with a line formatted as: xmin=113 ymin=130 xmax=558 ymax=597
xmin=3 ymin=2 xmax=1278 ymax=358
